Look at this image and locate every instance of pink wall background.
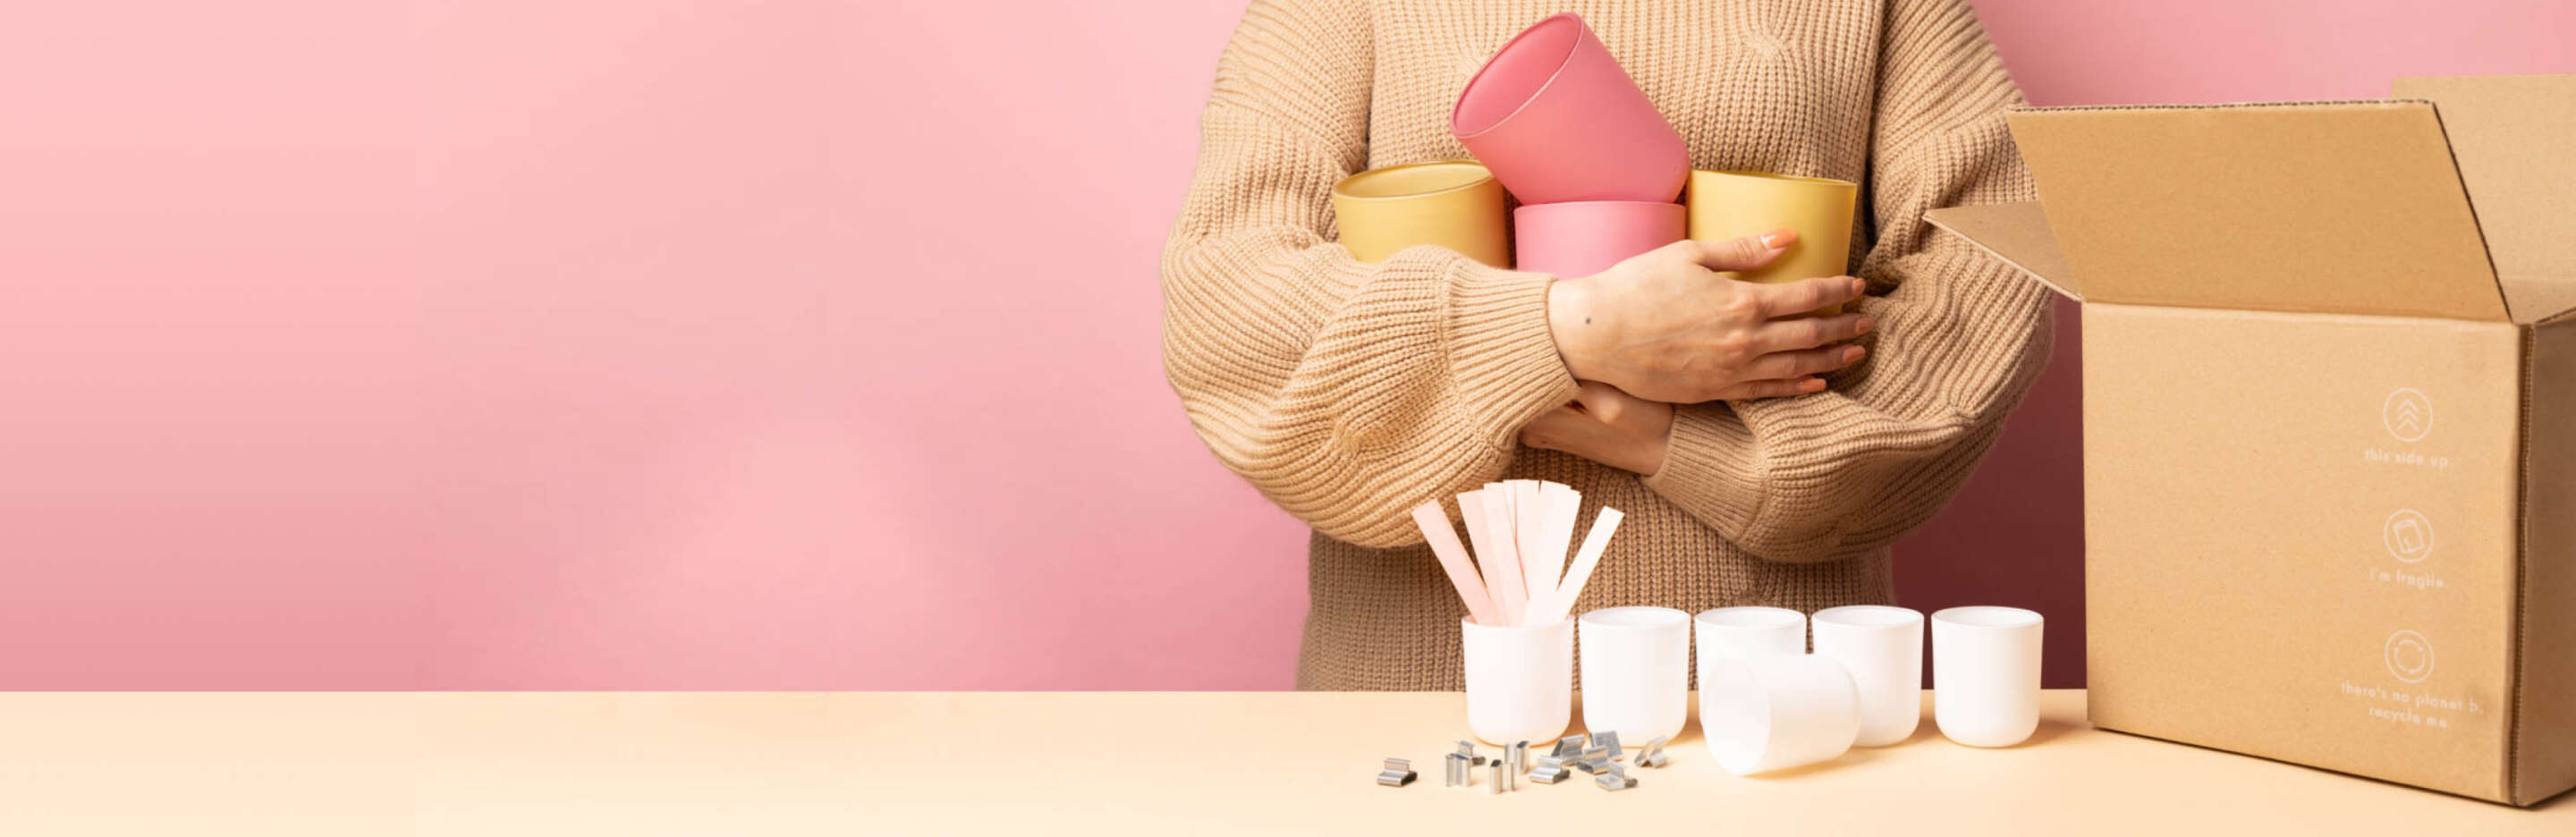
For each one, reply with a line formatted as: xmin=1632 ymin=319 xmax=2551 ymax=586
xmin=0 ymin=1 xmax=2565 ymax=689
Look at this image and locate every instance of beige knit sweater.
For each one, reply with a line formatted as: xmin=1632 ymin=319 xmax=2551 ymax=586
xmin=1162 ymin=0 xmax=2052 ymax=689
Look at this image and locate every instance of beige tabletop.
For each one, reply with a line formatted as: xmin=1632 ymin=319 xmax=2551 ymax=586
xmin=0 ymin=690 xmax=2562 ymax=834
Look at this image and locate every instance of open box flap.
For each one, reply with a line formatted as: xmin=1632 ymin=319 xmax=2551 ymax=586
xmin=1925 ymin=202 xmax=2078 ymax=301
xmin=2395 ymin=74 xmax=2576 ymax=324
xmin=2007 ymin=101 xmax=2509 ymax=322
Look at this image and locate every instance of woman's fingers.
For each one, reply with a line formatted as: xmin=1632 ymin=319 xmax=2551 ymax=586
xmin=1751 ymin=311 xmax=1874 ymax=352
xmin=1680 ymin=228 xmax=1798 ymax=272
xmin=1756 ymin=275 xmax=1868 ymax=318
xmin=1717 ymin=377 xmax=1828 ymax=400
xmin=1744 ymin=344 xmax=1867 ymax=381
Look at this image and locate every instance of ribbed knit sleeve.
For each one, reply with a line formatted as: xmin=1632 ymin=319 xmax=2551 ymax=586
xmin=1640 ymin=0 xmax=2054 ymax=563
xmin=1160 ymin=0 xmax=1581 ymax=549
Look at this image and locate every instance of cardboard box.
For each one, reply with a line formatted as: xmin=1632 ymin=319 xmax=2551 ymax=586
xmin=1928 ymin=74 xmax=2576 ymax=806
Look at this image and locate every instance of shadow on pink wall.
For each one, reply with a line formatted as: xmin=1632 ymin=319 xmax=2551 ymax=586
xmin=0 ymin=1 xmax=2564 ymax=689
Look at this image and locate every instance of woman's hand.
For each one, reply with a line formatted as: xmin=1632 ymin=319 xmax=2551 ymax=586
xmin=1521 ymin=382 xmax=1676 ymax=476
xmin=1546 ymin=230 xmax=1874 ymax=403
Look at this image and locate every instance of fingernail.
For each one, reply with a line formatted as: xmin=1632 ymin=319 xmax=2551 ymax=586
xmin=1855 ymin=317 xmax=1877 ymax=334
xmin=1801 ymin=378 xmax=1827 ymax=393
xmin=1843 ymin=345 xmax=1867 ymax=363
xmin=1759 ymin=227 xmax=1798 ymax=249
xmin=1849 ymin=277 xmax=1866 ymax=295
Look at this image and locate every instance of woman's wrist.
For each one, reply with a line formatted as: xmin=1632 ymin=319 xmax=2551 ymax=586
xmin=1633 ymin=425 xmax=1673 ymax=478
xmin=1546 ymin=276 xmax=1606 ymax=382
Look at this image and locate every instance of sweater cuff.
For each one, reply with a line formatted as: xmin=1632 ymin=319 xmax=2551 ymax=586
xmin=1642 ymin=403 xmax=1769 ymax=535
xmin=1444 ymin=258 xmax=1580 ymax=449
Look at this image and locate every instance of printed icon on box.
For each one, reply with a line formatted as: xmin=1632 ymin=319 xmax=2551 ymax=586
xmin=2385 ymin=630 xmax=2435 ymax=684
xmin=2384 ymin=509 xmax=2433 ymax=564
xmin=2382 ymin=387 xmax=2431 ymax=443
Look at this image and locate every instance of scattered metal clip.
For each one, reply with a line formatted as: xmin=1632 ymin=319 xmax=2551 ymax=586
xmin=1594 ymin=762 xmax=1638 ymax=791
xmin=1572 ymin=744 xmax=1611 ymax=774
xmin=1490 ymin=758 xmax=1505 ymax=794
xmin=1550 ymin=734 xmax=1588 ymax=758
xmin=1589 ymin=731 xmax=1623 ymax=760
xmin=1445 ymin=752 xmax=1472 ymax=788
xmin=1453 ymin=740 xmax=1487 ymax=766
xmin=1507 ymin=741 xmax=1529 ymax=790
xmin=1633 ymin=735 xmax=1671 ymax=768
xmin=1528 ymin=755 xmax=1574 ymax=784
xmin=1377 ymin=757 xmax=1417 ymax=787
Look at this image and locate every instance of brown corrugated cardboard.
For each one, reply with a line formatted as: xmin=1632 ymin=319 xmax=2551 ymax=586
xmin=2517 ymin=318 xmax=2576 ymax=803
xmin=1925 ymin=73 xmax=2575 ymax=806
xmin=1915 ymin=202 xmax=2077 ymax=300
xmin=2007 ymin=101 xmax=2504 ymax=320
xmin=2081 ymin=305 xmax=2522 ymax=800
xmin=2393 ymin=75 xmax=2576 ymax=323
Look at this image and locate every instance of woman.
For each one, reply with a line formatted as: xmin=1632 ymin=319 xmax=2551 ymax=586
xmin=1162 ymin=0 xmax=2052 ymax=689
